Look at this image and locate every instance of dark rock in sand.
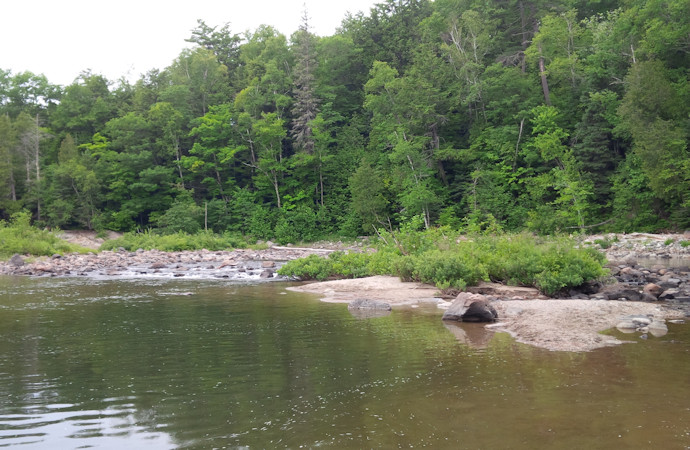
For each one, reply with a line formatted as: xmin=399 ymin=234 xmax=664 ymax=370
xmin=442 ymin=292 xmax=498 ymax=322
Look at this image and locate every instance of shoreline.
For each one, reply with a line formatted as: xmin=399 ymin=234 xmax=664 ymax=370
xmin=288 ymin=276 xmax=687 ymax=352
xmin=2 ymin=231 xmax=689 ymax=352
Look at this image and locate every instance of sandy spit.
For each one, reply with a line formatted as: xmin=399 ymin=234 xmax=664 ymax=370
xmin=287 ymin=276 xmax=685 ymax=352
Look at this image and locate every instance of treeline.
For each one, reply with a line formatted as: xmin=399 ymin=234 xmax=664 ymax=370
xmin=0 ymin=0 xmax=688 ymax=241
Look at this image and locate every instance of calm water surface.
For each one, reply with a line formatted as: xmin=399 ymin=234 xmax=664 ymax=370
xmin=1 ymin=276 xmax=689 ymax=449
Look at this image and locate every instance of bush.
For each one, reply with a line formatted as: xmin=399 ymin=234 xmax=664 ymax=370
xmin=280 ymin=229 xmax=608 ymax=295
xmin=0 ymin=211 xmax=91 ymax=258
xmin=155 ymin=192 xmax=203 ymax=234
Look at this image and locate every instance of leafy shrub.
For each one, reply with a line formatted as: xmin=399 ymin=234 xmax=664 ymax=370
xmin=664 ymin=238 xmax=675 ymax=246
xmin=155 ymin=192 xmax=203 ymax=234
xmin=392 ymin=248 xmax=487 ymax=289
xmin=681 ymin=240 xmax=690 ymax=248
xmin=594 ymin=238 xmax=612 ymax=249
xmin=0 ymin=211 xmax=91 ymax=258
xmin=280 ymin=230 xmax=608 ymax=295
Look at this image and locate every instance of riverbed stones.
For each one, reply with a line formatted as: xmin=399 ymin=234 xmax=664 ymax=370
xmin=0 ymin=246 xmax=348 ymax=280
xmin=615 ymin=315 xmax=669 ymax=337
xmin=442 ymin=293 xmax=498 ymax=322
xmin=259 ymin=269 xmax=274 ymax=278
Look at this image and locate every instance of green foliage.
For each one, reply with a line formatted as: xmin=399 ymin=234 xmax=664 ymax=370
xmin=594 ymin=238 xmax=613 ymax=249
xmin=680 ymin=241 xmax=690 ymax=248
xmin=155 ymin=191 xmax=203 ymax=234
xmin=0 ymin=211 xmax=91 ymax=258
xmin=281 ymin=229 xmax=608 ymax=295
xmin=664 ymin=238 xmax=675 ymax=246
xmin=3 ymin=0 xmax=690 ymax=235
xmin=99 ymin=230 xmax=250 ymax=252
xmin=476 ymin=234 xmax=607 ymax=295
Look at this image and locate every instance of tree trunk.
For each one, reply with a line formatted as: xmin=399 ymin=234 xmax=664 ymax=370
xmin=538 ymin=43 xmax=551 ymax=106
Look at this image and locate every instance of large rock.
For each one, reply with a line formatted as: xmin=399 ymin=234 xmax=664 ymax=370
xmin=347 ymin=298 xmax=392 ymax=311
xmin=643 ymin=283 xmax=664 ymax=298
xmin=604 ymin=287 xmax=646 ymax=301
xmin=442 ymin=292 xmax=498 ymax=322
xmin=9 ymin=254 xmax=25 ymax=267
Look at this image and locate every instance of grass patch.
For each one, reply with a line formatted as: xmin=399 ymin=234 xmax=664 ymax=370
xmin=100 ymin=230 xmax=253 ymax=252
xmin=0 ymin=211 xmax=92 ymax=258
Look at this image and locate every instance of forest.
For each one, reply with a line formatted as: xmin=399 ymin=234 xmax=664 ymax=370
xmin=0 ymin=0 xmax=688 ymax=242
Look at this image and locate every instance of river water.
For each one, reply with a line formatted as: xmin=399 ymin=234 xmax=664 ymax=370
xmin=1 ymin=276 xmax=689 ymax=449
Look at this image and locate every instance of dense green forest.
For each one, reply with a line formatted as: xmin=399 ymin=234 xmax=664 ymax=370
xmin=1 ymin=0 xmax=688 ymax=241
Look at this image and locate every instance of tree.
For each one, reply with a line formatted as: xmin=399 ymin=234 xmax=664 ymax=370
xmin=186 ymin=20 xmax=242 ymax=74
xmin=526 ymin=105 xmax=593 ymax=230
xmin=290 ymin=10 xmax=320 ymax=154
xmin=0 ymin=114 xmax=19 ymax=215
xmin=617 ymin=60 xmax=689 ymax=224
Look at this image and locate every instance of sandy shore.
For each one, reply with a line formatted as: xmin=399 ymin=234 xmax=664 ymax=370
xmin=288 ymin=276 xmax=685 ymax=352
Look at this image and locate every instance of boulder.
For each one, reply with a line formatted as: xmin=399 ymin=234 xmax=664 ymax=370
xmin=615 ymin=316 xmax=649 ymax=330
xmin=261 ymin=261 xmax=276 ymax=268
xmin=9 ymin=254 xmax=25 ymax=267
xmin=648 ymin=321 xmax=668 ymax=337
xmin=604 ymin=288 xmax=645 ymax=301
xmin=643 ymin=283 xmax=663 ymax=298
xmin=347 ymin=298 xmax=392 ymax=311
xmin=659 ymin=278 xmax=681 ymax=290
xmin=259 ymin=268 xmax=275 ymax=279
xmin=442 ymin=292 xmax=498 ymax=322
xmin=659 ymin=289 xmax=679 ymax=300
xmin=218 ymin=260 xmax=237 ymax=269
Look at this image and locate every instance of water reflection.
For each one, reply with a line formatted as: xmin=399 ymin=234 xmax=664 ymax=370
xmin=0 ymin=276 xmax=689 ymax=448
xmin=0 ymin=399 xmax=174 ymax=448
xmin=443 ymin=321 xmax=496 ymax=350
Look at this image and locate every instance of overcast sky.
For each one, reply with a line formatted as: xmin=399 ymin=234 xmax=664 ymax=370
xmin=1 ymin=0 xmax=380 ymax=87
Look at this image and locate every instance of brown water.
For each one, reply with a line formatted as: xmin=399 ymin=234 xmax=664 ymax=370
xmin=1 ymin=276 xmax=689 ymax=449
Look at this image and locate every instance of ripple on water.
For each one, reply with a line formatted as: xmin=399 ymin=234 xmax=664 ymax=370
xmin=0 ymin=400 xmax=175 ymax=449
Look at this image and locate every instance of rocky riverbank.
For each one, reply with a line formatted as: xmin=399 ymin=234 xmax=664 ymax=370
xmin=0 ymin=246 xmax=337 ymax=281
